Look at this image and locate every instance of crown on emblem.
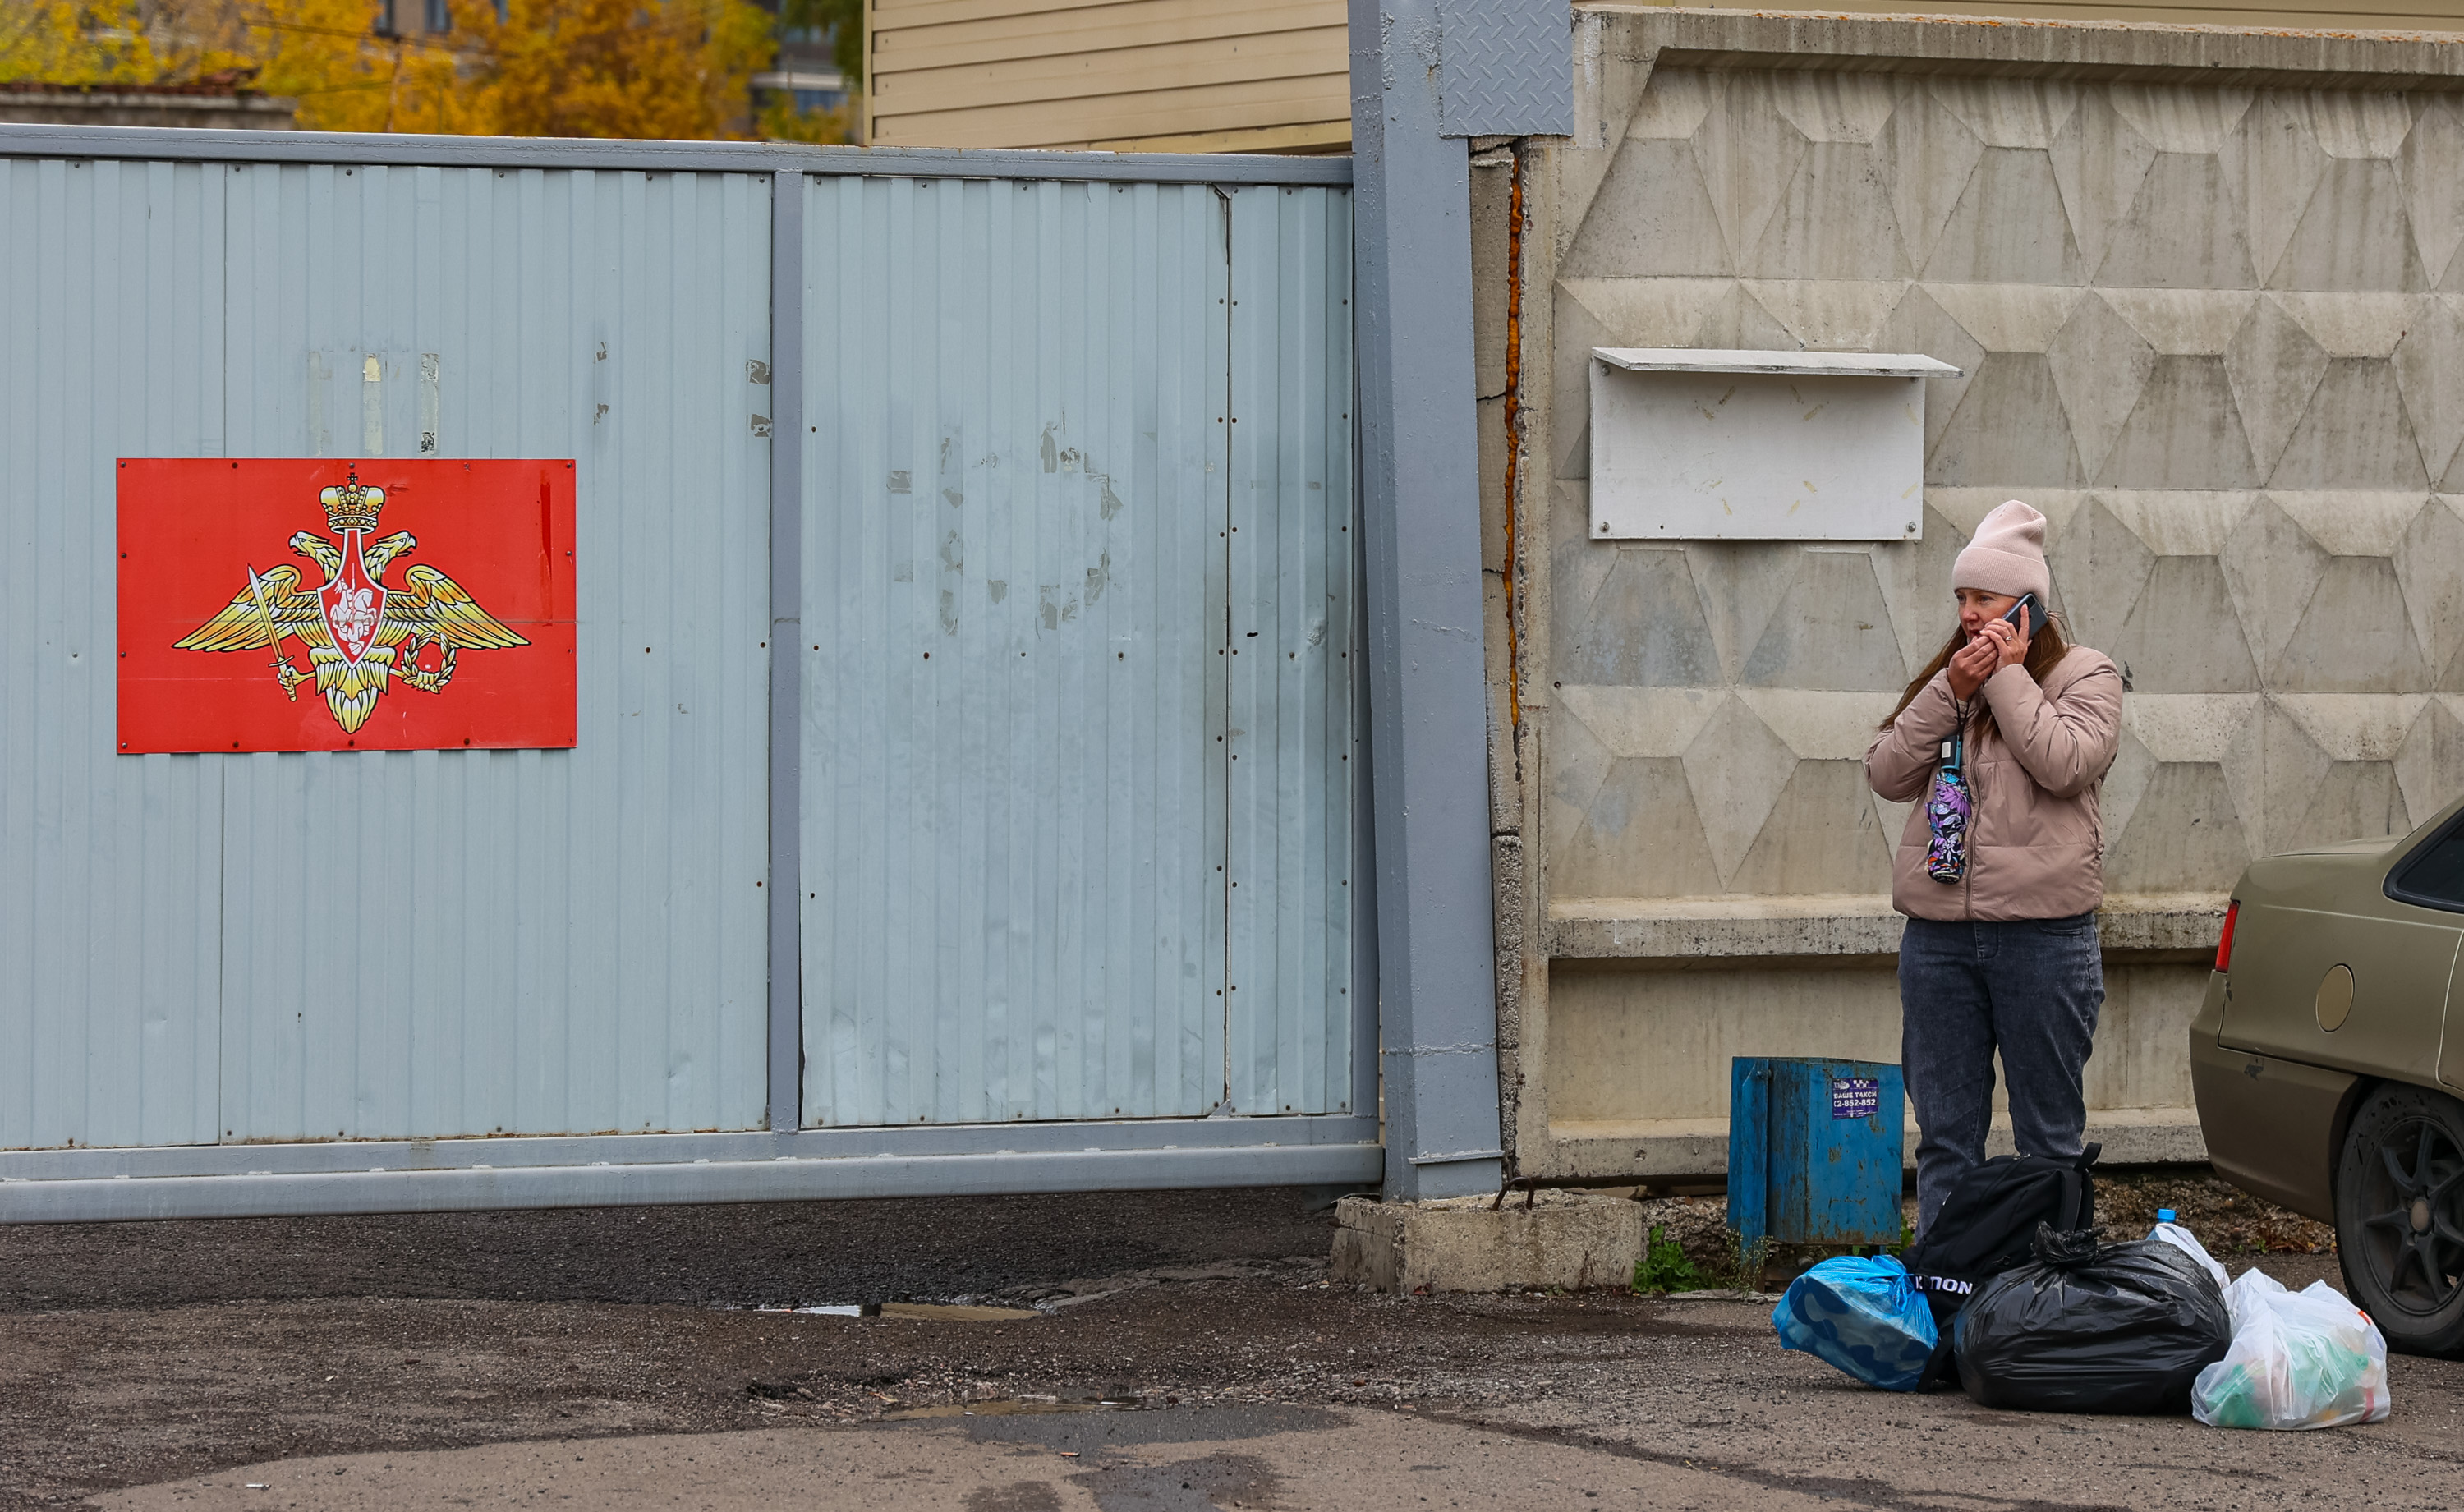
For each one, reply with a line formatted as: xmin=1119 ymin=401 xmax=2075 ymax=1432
xmin=319 ymin=468 xmax=386 ymax=531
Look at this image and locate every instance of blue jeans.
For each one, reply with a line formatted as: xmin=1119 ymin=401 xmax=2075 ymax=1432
xmin=1898 ymin=912 xmax=2104 ymax=1233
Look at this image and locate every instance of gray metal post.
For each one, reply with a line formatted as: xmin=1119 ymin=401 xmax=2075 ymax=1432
xmin=767 ymin=170 xmax=807 ymax=1134
xmin=1349 ymin=0 xmax=1504 ymax=1201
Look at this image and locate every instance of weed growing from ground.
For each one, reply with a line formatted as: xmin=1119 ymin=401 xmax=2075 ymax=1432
xmin=1633 ymin=1225 xmax=1710 ymax=1294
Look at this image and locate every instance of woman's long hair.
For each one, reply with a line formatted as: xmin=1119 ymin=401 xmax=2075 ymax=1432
xmin=1880 ymin=613 xmax=2072 ymax=743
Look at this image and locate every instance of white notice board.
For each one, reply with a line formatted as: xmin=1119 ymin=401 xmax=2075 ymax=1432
xmin=1588 ymin=350 xmax=1963 ymax=541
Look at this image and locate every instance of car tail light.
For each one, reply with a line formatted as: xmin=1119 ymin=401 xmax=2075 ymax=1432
xmin=2214 ymin=900 xmax=2240 ymax=974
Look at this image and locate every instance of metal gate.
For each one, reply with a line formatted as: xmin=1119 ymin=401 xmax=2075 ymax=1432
xmin=800 ymin=176 xmax=1357 ymax=1128
xmin=0 ymin=130 xmax=1371 ymax=1220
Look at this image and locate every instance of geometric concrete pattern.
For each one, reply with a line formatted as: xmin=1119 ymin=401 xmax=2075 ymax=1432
xmin=1549 ymin=68 xmax=2464 ymax=902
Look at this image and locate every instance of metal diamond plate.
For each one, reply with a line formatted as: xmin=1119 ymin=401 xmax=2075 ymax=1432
xmin=1439 ymin=0 xmax=1574 ymax=138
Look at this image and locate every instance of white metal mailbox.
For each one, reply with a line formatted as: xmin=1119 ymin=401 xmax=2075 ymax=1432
xmin=1588 ymin=350 xmax=1963 ymax=542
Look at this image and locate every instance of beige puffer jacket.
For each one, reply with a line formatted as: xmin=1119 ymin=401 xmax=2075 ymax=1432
xmin=1865 ymin=646 xmax=2125 ymax=922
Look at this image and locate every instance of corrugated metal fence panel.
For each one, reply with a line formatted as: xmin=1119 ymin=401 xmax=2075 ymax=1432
xmin=1225 ymin=185 xmax=1355 ymax=1116
xmin=0 ymin=159 xmax=227 ymax=1151
xmin=3 ymin=146 xmax=1355 ymax=1160
xmin=214 ymin=165 xmax=771 ymax=1142
xmin=802 ymin=176 xmax=1230 ymax=1126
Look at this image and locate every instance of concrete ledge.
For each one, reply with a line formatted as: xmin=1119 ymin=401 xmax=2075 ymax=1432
xmin=1547 ymin=1113 xmax=2208 ymax=1187
xmin=1547 ymin=893 xmax=2227 ymax=962
xmin=1330 ymin=1190 xmax=1644 ymax=1293
xmin=1547 ymin=893 xmax=1903 ymax=961
xmin=2091 ymin=894 xmax=2233 ymax=959
xmin=1538 ymin=1109 xmax=2209 ymax=1181
xmin=0 ymin=91 xmax=297 ymax=131
xmin=1585 ymin=7 xmax=2464 ymax=90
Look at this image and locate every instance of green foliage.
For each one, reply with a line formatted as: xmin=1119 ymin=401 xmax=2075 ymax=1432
xmin=1632 ymin=1225 xmax=1710 ymax=1294
xmin=757 ymin=89 xmax=853 ymax=144
xmin=779 ymin=0 xmax=860 ymax=81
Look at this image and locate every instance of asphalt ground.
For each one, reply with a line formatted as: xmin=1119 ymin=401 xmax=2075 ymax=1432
xmin=3 ymin=1188 xmax=2459 ymax=1510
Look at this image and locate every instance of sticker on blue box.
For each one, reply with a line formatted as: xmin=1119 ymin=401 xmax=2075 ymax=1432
xmin=1830 ymin=1076 xmax=1879 ymax=1120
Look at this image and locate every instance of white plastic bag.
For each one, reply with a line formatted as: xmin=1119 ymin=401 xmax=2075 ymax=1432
xmin=2192 ymin=1268 xmax=2391 ymax=1430
xmin=2148 ymin=1220 xmax=2230 ymax=1290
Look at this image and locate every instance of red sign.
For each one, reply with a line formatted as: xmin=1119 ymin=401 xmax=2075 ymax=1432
xmin=118 ymin=459 xmax=578 ymax=753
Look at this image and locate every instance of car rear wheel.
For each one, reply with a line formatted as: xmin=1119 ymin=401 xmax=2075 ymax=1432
xmin=2337 ymin=1082 xmax=2464 ymax=1358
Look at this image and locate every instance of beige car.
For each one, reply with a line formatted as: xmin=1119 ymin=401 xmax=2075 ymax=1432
xmin=2191 ymin=797 xmax=2464 ymax=1358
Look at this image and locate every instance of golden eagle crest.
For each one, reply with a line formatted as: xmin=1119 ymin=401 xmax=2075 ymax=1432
xmin=174 ymin=469 xmax=527 ymax=733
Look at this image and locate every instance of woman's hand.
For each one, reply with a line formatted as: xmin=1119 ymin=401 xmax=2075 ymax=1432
xmin=1947 ymin=615 xmax=2026 ymax=699
xmin=1983 ymin=613 xmax=2027 ymax=670
xmin=1947 ymin=631 xmax=1997 ymax=699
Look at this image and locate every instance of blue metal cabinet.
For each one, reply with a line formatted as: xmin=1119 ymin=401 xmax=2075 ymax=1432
xmin=1727 ymin=1056 xmax=1905 ymax=1249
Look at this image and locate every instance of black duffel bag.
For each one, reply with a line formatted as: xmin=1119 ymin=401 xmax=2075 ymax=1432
xmin=1901 ymin=1145 xmax=2099 ymax=1329
xmin=1956 ymin=1225 xmax=2232 ymax=1414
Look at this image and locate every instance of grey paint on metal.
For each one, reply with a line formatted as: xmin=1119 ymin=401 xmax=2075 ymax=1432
xmin=1225 ymin=185 xmax=1356 ymax=1118
xmin=3 ymin=140 xmax=1372 ymax=1214
xmin=0 ymin=1111 xmax=1380 ymax=1183
xmin=0 ymin=1140 xmax=1385 ymax=1224
xmin=800 ymin=177 xmax=1358 ymax=1131
xmin=802 ymin=176 xmax=1231 ymax=1127
xmin=0 ymin=159 xmax=778 ymax=1150
xmin=214 ymin=164 xmax=773 ymax=1143
xmin=1437 ymin=0 xmax=1575 ymax=137
xmin=769 ymin=171 xmax=806 ymax=1133
xmin=1348 ymin=371 xmax=1383 ymax=1129
xmin=1350 ymin=0 xmax=1506 ymax=1197
xmin=0 ymin=158 xmax=228 ymax=1153
xmin=0 ymin=125 xmax=1351 ymax=186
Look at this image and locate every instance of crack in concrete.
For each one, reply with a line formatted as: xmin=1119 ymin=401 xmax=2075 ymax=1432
xmin=1411 ymin=1406 xmax=2139 ymax=1512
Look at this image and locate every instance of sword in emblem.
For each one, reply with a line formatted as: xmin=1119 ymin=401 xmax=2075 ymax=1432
xmin=245 ymin=565 xmax=300 ymax=701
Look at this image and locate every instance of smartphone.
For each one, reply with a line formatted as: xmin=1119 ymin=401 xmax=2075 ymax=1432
xmin=2002 ymin=593 xmax=2041 ymax=641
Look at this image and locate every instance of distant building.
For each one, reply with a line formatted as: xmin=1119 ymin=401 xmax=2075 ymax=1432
xmin=0 ymin=80 xmax=297 ymax=131
xmin=753 ymin=0 xmax=854 ymax=138
xmin=375 ymin=0 xmax=455 ymax=39
xmin=753 ymin=67 xmax=851 ymax=116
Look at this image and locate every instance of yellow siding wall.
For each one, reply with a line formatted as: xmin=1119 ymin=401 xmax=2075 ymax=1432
xmin=866 ymin=0 xmax=1349 ymax=152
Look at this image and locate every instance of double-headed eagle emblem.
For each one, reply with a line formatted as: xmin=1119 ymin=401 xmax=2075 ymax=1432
xmin=175 ymin=469 xmax=526 ymax=733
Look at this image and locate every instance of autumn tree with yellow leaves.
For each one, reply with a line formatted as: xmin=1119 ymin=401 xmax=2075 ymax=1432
xmin=3 ymin=0 xmax=802 ymax=140
xmin=0 ymin=1 xmax=163 ymax=84
xmin=464 ymin=0 xmax=771 ymax=139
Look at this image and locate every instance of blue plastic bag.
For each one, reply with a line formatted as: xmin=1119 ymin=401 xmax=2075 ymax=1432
xmin=1773 ymin=1255 xmax=1939 ymax=1392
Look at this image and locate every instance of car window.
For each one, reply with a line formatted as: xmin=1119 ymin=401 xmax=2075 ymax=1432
xmin=2392 ymin=825 xmax=2464 ymax=911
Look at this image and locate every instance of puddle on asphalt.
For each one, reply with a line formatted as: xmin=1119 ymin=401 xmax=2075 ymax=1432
xmin=743 ymin=1301 xmax=1043 ymax=1321
xmin=884 ymin=1392 xmax=1142 ymax=1421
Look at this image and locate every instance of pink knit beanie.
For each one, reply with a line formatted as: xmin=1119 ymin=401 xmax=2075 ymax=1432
xmin=1952 ymin=500 xmax=2051 ymax=604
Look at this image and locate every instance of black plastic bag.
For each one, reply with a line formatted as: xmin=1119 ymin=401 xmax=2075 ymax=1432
xmin=1956 ymin=1225 xmax=2232 ymax=1414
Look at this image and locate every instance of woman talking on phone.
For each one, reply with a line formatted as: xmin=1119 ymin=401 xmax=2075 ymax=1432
xmin=1866 ymin=500 xmax=2125 ymax=1234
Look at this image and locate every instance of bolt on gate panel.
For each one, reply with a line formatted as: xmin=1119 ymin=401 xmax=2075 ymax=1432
xmin=800 ymin=176 xmax=1355 ymax=1128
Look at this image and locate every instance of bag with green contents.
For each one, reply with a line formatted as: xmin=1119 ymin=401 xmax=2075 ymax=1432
xmin=2193 ymin=1269 xmax=2391 ymax=1430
